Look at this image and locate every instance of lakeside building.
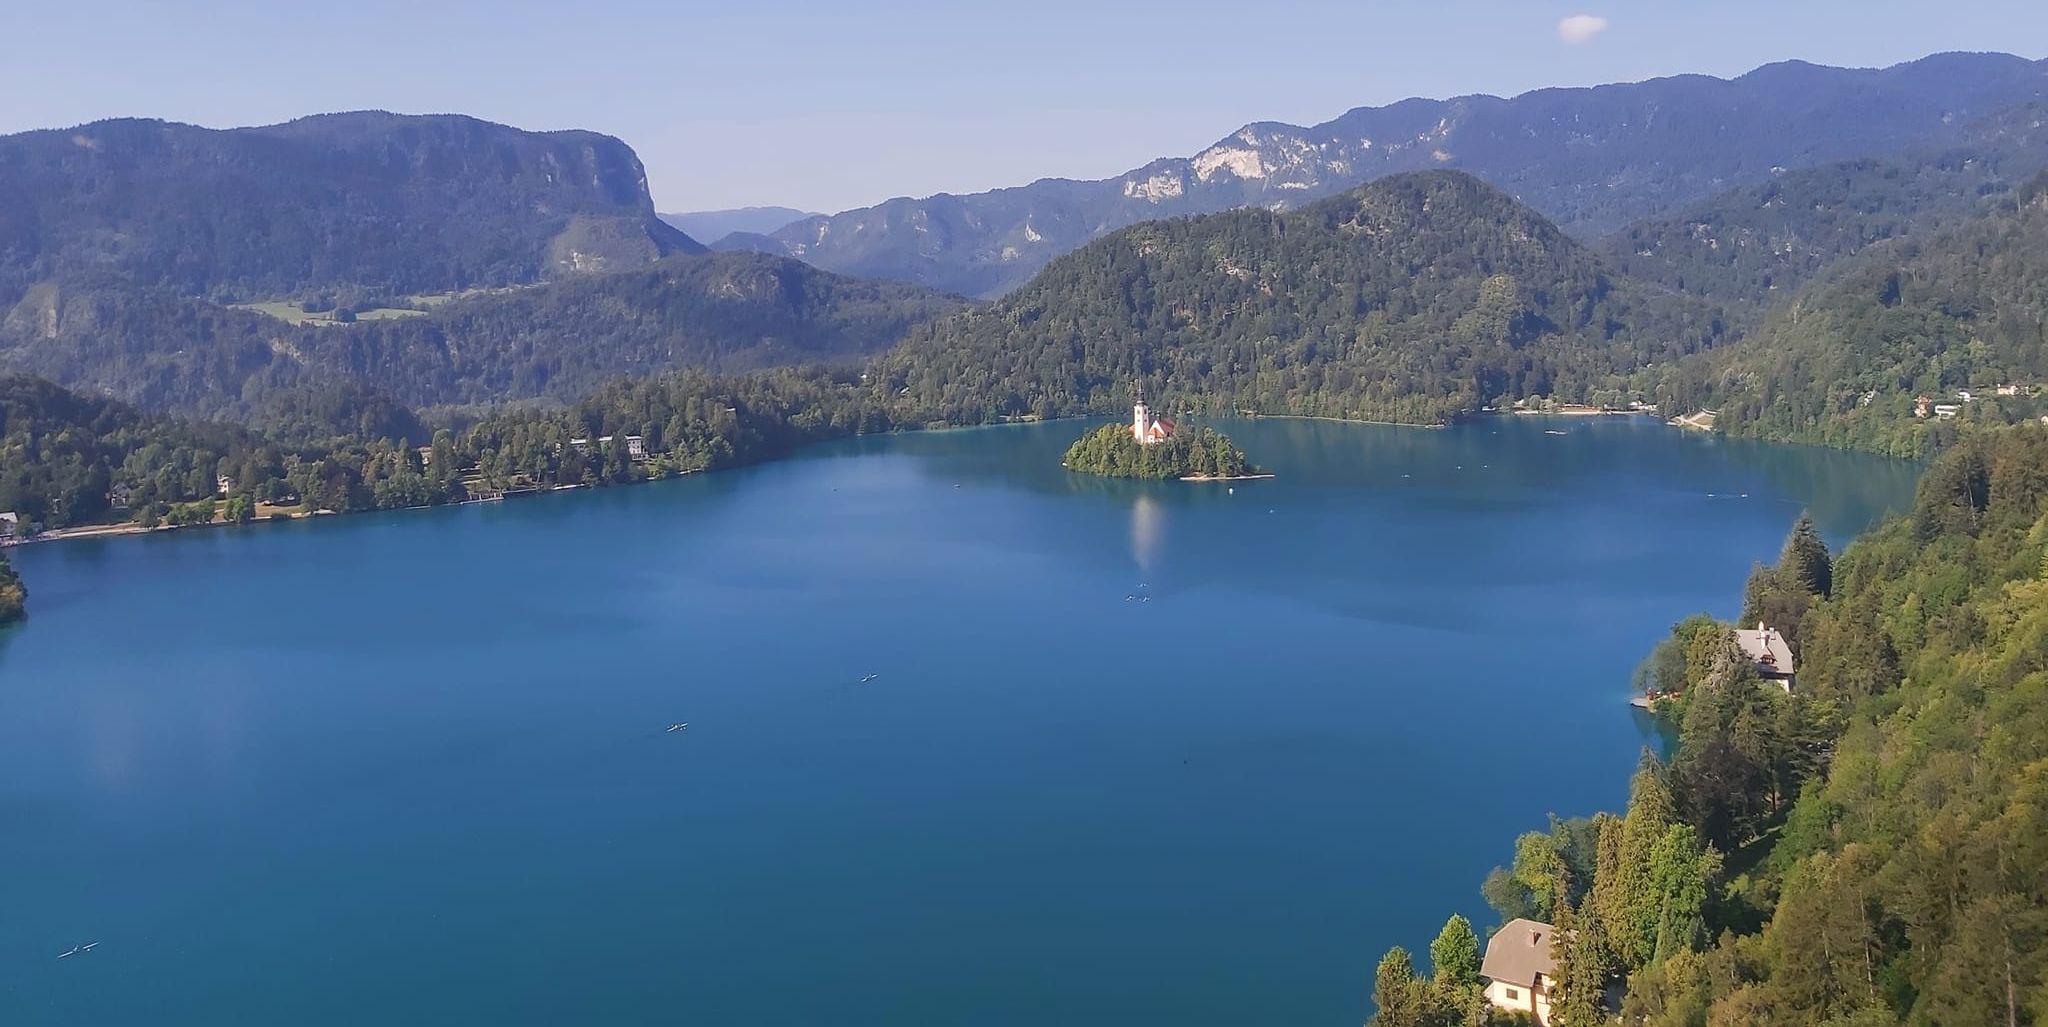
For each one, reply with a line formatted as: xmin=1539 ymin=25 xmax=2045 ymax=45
xmin=1735 ymin=623 xmax=1796 ymax=691
xmin=1481 ymin=918 xmax=1557 ymax=1025
xmin=567 ymin=435 xmax=649 ymax=461
xmin=1132 ymin=391 xmax=1175 ymax=446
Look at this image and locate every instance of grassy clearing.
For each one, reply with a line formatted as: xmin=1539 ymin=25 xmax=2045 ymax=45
xmin=232 ymin=300 xmax=429 ymax=326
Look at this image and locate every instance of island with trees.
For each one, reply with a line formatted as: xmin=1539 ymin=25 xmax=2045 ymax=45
xmin=1061 ymin=422 xmax=1263 ymax=481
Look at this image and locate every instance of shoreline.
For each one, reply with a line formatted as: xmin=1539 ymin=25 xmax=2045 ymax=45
xmin=1180 ymin=472 xmax=1276 ymax=482
xmin=1507 ymin=407 xmax=1643 ymax=417
xmin=2 ymin=410 xmax=1722 ymax=552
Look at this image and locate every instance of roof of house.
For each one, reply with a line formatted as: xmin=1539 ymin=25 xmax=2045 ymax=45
xmin=1734 ymin=624 xmax=1795 ymax=678
xmin=1480 ymin=918 xmax=1557 ymax=988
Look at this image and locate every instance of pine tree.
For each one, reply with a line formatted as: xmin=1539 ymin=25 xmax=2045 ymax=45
xmin=1550 ymin=889 xmax=1610 ymax=1027
xmin=1430 ymin=915 xmax=1482 ymax=992
xmin=1370 ymin=946 xmax=1433 ymax=1027
xmin=1779 ymin=513 xmax=1833 ymax=597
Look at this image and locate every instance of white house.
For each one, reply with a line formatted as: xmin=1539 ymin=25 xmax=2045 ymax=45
xmin=1481 ymin=918 xmax=1557 ymax=1025
xmin=1735 ymin=623 xmax=1796 ymax=692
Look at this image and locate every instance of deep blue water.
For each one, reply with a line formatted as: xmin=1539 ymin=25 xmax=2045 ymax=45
xmin=0 ymin=416 xmax=1916 ymax=1025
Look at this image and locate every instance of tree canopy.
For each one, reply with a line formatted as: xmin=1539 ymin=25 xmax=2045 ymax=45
xmin=1371 ymin=422 xmax=2048 ymax=1027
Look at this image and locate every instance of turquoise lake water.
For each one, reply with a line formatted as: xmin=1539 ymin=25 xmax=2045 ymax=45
xmin=0 ymin=416 xmax=1917 ymax=1024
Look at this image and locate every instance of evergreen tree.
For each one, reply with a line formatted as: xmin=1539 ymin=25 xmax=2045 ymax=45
xmin=1370 ymin=946 xmax=1434 ymax=1027
xmin=1429 ymin=915 xmax=1482 ymax=993
xmin=1549 ymin=891 xmax=1610 ymax=1027
xmin=1779 ymin=513 xmax=1833 ymax=598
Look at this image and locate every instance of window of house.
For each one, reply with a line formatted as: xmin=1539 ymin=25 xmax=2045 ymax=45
xmin=1504 ymin=987 xmax=1519 ymax=1000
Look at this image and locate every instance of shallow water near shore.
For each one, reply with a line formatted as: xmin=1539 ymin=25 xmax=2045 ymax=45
xmin=0 ymin=416 xmax=1916 ymax=1025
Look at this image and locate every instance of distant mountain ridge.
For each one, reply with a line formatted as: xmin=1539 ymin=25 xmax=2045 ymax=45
xmin=0 ymin=111 xmax=701 ymax=303
xmin=1601 ymin=101 xmax=2048 ymax=322
xmin=660 ymin=206 xmax=817 ymax=244
xmin=730 ymin=52 xmax=2048 ymax=297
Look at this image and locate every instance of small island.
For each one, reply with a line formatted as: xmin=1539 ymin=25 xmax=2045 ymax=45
xmin=1062 ymin=395 xmax=1267 ymax=481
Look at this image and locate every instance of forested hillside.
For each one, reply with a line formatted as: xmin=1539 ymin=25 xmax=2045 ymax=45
xmin=1683 ymin=173 xmax=2048 ymax=456
xmin=294 ymin=252 xmax=959 ymax=407
xmin=1367 ymin=424 xmax=2048 ymax=1027
xmin=1602 ymin=103 xmax=2048 ymax=321
xmin=870 ymin=171 xmax=1724 ymax=425
xmin=0 ymin=112 xmax=698 ymax=304
xmin=0 ymin=253 xmax=959 ymax=416
xmin=0 ymin=366 xmax=895 ymax=534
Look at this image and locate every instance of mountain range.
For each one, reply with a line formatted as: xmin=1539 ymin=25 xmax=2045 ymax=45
xmin=722 ymin=52 xmax=2048 ymax=298
xmin=659 ymin=206 xmax=817 ymax=243
xmin=0 ymin=111 xmax=701 ymax=305
xmin=4 ymin=52 xmax=2048 ymax=457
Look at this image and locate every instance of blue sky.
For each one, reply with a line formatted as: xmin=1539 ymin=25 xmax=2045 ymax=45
xmin=1 ymin=1 xmax=2042 ymax=213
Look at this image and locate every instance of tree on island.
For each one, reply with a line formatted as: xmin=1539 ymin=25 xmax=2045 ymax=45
xmin=1061 ymin=422 xmax=1254 ymax=479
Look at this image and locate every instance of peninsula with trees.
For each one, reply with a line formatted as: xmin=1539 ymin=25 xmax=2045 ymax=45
xmin=0 ymin=549 xmax=24 ymax=624
xmin=1062 ymin=395 xmax=1263 ymax=481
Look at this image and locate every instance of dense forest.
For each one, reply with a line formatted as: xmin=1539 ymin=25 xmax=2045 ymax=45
xmin=869 ymin=171 xmax=1725 ymax=427
xmin=1367 ymin=423 xmax=2048 ymax=1026
xmin=1684 ymin=173 xmax=2048 ymax=457
xmin=291 ymin=253 xmax=960 ymax=408
xmin=0 ymin=254 xmax=960 ymax=417
xmin=1600 ymin=101 xmax=2048 ymax=323
xmin=1061 ymin=423 xmax=1252 ymax=480
xmin=0 ymin=366 xmax=901 ymax=533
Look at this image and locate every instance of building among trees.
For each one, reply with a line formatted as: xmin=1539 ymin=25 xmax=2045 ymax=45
xmin=1732 ymin=623 xmax=1795 ymax=691
xmin=1479 ymin=918 xmax=1557 ymax=1024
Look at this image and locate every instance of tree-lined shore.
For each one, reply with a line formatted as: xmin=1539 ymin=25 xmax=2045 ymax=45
xmin=1367 ymin=423 xmax=2048 ymax=1026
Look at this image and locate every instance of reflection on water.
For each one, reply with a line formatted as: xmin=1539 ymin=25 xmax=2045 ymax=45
xmin=1129 ymin=494 xmax=1162 ymax=573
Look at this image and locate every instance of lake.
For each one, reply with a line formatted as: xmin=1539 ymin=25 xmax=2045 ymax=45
xmin=0 ymin=416 xmax=1917 ymax=1025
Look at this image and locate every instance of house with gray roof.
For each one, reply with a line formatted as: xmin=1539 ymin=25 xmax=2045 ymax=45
xmin=1481 ymin=918 xmax=1557 ymax=1024
xmin=1734 ymin=623 xmax=1795 ymax=692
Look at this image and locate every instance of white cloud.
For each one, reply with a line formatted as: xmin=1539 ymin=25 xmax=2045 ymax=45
xmin=1557 ymin=14 xmax=1609 ymax=44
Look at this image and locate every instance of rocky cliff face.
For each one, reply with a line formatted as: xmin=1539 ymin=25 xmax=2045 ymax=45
xmin=0 ymin=111 xmax=701 ymax=302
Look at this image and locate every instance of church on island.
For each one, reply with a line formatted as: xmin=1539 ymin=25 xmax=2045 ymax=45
xmin=1132 ymin=391 xmax=1175 ymax=446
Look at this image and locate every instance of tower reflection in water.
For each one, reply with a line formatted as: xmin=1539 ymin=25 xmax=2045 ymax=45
xmin=1130 ymin=493 xmax=1163 ymax=575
